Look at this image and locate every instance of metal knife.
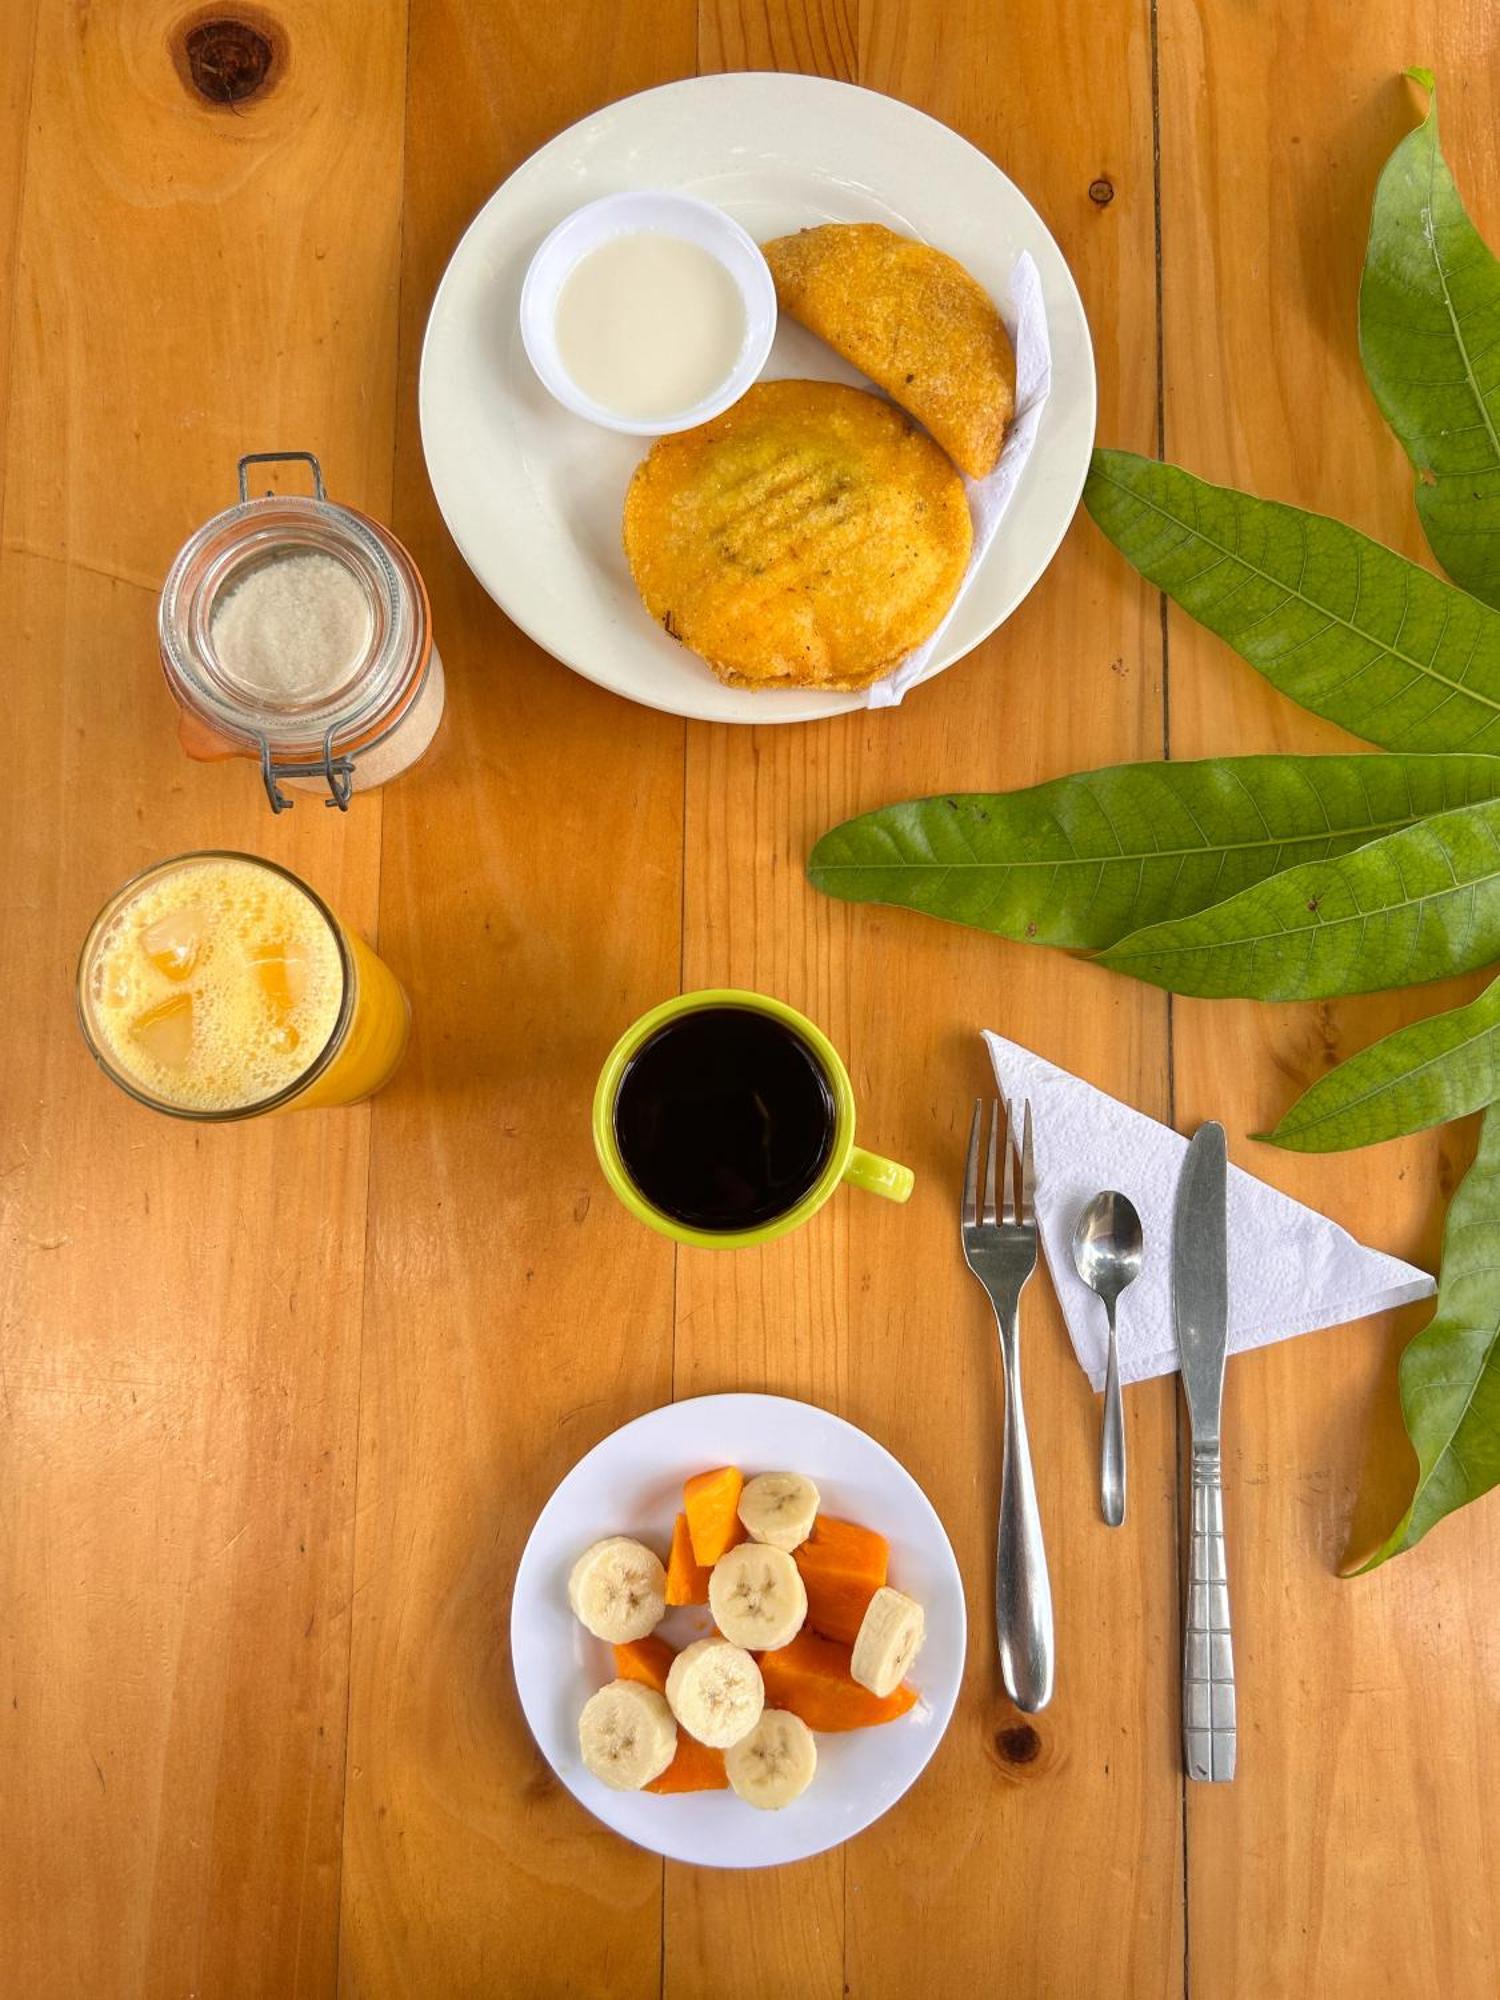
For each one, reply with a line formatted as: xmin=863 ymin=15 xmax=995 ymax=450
xmin=1174 ymin=1121 xmax=1236 ymax=1783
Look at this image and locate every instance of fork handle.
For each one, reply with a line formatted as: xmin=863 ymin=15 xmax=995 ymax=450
xmin=1184 ymin=1442 xmax=1235 ymax=1781
xmin=995 ymin=1306 xmax=1054 ymax=1712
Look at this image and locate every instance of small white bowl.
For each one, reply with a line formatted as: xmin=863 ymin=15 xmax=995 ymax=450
xmin=519 ymin=191 xmax=776 ymax=435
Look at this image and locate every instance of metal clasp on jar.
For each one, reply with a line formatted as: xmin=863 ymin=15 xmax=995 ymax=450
xmin=236 ymin=453 xmax=358 ymax=813
xmin=160 ymin=449 xmax=440 ymax=813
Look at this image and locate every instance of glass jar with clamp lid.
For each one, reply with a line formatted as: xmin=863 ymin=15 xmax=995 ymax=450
xmin=158 ymin=451 xmax=445 ymax=812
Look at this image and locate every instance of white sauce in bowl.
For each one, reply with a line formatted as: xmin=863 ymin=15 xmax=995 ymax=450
xmin=553 ymin=231 xmax=747 ymax=422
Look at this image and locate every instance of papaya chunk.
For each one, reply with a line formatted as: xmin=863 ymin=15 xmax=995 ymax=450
xmin=612 ymin=1636 xmax=676 ymax=1691
xmin=683 ymin=1465 xmax=745 ymax=1567
xmin=794 ymin=1516 xmax=890 ymax=1645
xmin=758 ymin=1627 xmax=918 ymax=1731
xmin=646 ymin=1733 xmax=728 ymax=1794
xmin=664 ymin=1511 xmax=712 ymax=1606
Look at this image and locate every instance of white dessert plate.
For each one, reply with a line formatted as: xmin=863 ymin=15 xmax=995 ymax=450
xmin=510 ymin=1392 xmax=966 ymax=1868
xmin=420 ymin=72 xmax=1096 ymax=724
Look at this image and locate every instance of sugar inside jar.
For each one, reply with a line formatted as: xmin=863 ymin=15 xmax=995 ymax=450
xmin=159 ymin=452 xmax=445 ymax=811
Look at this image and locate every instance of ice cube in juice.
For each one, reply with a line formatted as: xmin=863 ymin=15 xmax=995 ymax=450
xmin=130 ymin=993 xmax=194 ymax=1069
xmin=141 ymin=905 xmax=205 ymax=981
xmin=249 ymin=941 xmax=309 ymax=1012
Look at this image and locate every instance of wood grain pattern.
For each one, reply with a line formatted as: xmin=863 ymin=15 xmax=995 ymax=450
xmin=336 ymin=6 xmax=694 ymax=1995
xmin=1158 ymin=5 xmax=1500 ymax=1993
xmin=700 ymin=0 xmax=856 ymax=76
xmin=1 ymin=0 xmax=1498 ymax=1995
xmin=0 ymin=0 xmax=39 ymax=536
xmin=0 ymin=4 xmax=406 ymax=1995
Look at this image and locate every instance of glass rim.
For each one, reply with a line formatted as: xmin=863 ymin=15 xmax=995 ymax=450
xmin=158 ymin=494 xmax=433 ymax=762
xmin=75 ymin=849 xmax=356 ymax=1123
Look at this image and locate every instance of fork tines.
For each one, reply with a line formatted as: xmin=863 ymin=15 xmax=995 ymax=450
xmin=963 ymin=1098 xmax=1035 ymax=1230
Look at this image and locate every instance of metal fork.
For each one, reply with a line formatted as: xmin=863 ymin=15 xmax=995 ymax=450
xmin=962 ymin=1099 xmax=1054 ymax=1713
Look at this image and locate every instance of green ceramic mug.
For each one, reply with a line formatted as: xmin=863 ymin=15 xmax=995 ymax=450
xmin=592 ymin=988 xmax=915 ymax=1250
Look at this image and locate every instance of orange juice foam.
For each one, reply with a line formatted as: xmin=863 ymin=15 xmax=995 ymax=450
xmin=85 ymin=856 xmax=344 ymax=1113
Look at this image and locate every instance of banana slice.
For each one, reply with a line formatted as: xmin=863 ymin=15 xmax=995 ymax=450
xmin=724 ymin=1707 xmax=818 ymax=1810
xmin=849 ymin=1585 xmax=926 ymax=1697
xmin=567 ymin=1536 xmax=667 ymax=1643
xmin=578 ymin=1679 xmax=677 ymax=1791
xmin=665 ymin=1636 xmax=765 ymax=1748
xmin=737 ymin=1471 xmax=821 ymax=1551
xmin=708 ymin=1543 xmax=808 ymax=1652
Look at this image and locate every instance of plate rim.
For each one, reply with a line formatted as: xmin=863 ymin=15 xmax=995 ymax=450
xmin=419 ymin=70 xmax=1097 ymax=726
xmin=509 ymin=1388 xmax=968 ymax=1869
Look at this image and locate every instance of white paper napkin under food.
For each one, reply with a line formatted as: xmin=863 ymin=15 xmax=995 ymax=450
xmin=864 ymin=252 xmax=1053 ymax=709
xmin=982 ymin=1032 xmax=1436 ymax=1391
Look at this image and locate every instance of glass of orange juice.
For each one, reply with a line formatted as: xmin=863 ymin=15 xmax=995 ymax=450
xmin=76 ymin=851 xmax=409 ymax=1119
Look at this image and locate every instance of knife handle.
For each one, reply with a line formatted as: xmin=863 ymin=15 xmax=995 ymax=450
xmin=1184 ymin=1442 xmax=1235 ymax=1782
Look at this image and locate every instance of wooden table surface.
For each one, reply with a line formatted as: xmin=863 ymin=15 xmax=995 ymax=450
xmin=4 ymin=2 xmax=1499 ymax=1994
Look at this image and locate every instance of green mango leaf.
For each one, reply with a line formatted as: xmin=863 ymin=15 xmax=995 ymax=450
xmin=1360 ymin=72 xmax=1500 ymax=608
xmin=1097 ymin=796 xmax=1500 ymax=998
xmin=1084 ymin=449 xmax=1500 ymax=754
xmin=1358 ymin=1104 xmax=1500 ymax=1568
xmin=806 ymin=754 xmax=1500 ymax=951
xmin=1263 ymin=972 xmax=1500 ymax=1151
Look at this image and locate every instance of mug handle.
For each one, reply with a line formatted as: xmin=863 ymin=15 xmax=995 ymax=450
xmin=843 ymin=1146 xmax=915 ymax=1204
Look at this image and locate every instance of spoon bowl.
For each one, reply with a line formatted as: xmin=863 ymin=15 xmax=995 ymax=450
xmin=1072 ymin=1191 xmax=1144 ymax=1304
xmin=1071 ymin=1190 xmax=1144 ymax=1526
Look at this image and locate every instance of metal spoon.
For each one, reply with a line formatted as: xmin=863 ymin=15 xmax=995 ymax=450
xmin=1071 ymin=1191 xmax=1144 ymax=1527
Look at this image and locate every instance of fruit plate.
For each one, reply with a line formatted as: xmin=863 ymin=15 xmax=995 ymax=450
xmin=510 ymin=1392 xmax=966 ymax=1868
xmin=420 ymin=71 xmax=1096 ymax=725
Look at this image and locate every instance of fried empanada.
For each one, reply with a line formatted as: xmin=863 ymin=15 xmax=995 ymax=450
xmin=623 ymin=379 xmax=971 ymax=692
xmin=763 ymin=223 xmax=1015 ymax=479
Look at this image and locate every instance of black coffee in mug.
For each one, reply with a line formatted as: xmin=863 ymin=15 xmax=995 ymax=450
xmin=613 ymin=1005 xmax=837 ymax=1230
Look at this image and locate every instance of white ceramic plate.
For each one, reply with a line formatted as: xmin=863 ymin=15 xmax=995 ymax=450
xmin=511 ymin=1392 xmax=966 ymax=1868
xmin=420 ymin=73 xmax=1096 ymax=724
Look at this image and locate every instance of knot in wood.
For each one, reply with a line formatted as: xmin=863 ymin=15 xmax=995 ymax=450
xmin=181 ymin=18 xmax=276 ymax=104
xmin=996 ymin=1722 xmax=1042 ymax=1764
xmin=987 ymin=1709 xmax=1061 ymax=1784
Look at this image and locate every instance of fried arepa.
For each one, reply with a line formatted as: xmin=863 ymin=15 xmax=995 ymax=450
xmin=623 ymin=379 xmax=971 ymax=693
xmin=763 ymin=223 xmax=1015 ymax=479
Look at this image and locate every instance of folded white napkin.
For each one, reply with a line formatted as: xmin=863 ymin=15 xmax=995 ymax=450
xmin=983 ymin=1032 xmax=1437 ymax=1391
xmin=864 ymin=252 xmax=1052 ymax=709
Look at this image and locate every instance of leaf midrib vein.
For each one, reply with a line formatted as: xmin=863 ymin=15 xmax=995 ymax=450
xmin=1277 ymin=992 xmax=1500 ymax=1138
xmin=1411 ymin=1307 xmax=1500 ymax=1513
xmin=1421 ymin=147 xmax=1500 ymax=467
xmin=1109 ymin=845 xmax=1500 ymax=964
xmin=1094 ymin=467 xmax=1500 ymax=718
xmin=817 ymin=814 xmax=1428 ymax=874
